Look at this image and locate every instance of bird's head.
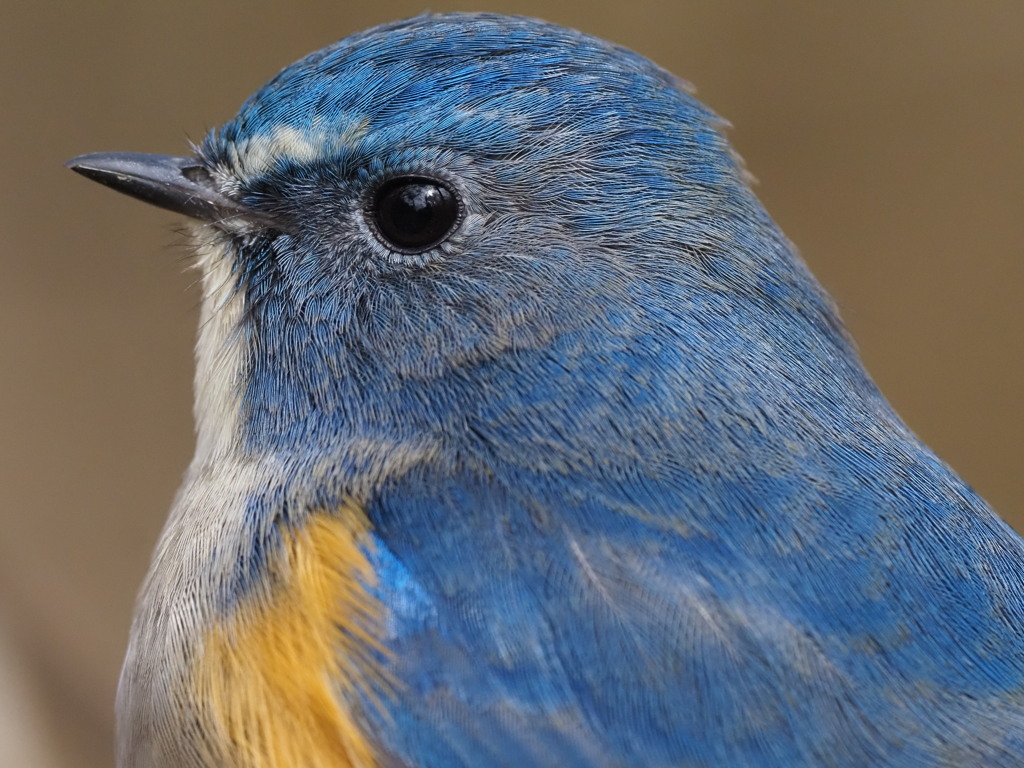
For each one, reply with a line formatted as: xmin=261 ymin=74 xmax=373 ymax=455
xmin=69 ymin=14 xmax=849 ymax=479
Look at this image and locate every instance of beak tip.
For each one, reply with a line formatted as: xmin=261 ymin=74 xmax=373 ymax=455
xmin=65 ymin=150 xmax=266 ymax=231
xmin=65 ymin=155 xmax=93 ymax=178
xmin=65 ymin=152 xmax=110 ymax=172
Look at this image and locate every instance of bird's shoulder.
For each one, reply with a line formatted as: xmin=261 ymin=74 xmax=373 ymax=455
xmin=361 ymin=440 xmax=1024 ymax=767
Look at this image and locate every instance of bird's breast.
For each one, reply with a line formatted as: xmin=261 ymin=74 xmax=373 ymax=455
xmin=189 ymin=505 xmax=385 ymax=767
xmin=117 ymin=472 xmax=388 ymax=768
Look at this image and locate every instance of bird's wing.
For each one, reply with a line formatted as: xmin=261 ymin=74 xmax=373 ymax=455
xmin=360 ymin=452 xmax=1024 ymax=768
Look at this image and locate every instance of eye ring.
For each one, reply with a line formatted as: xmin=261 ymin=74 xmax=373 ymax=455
xmin=367 ymin=174 xmax=462 ymax=253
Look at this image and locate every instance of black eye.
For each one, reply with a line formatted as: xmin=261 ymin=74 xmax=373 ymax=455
xmin=370 ymin=175 xmax=461 ymax=252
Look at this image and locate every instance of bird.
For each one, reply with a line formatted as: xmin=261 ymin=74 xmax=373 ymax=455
xmin=67 ymin=12 xmax=1024 ymax=768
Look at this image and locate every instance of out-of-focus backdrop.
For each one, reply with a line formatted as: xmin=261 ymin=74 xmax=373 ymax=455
xmin=2 ymin=2 xmax=1021 ymax=766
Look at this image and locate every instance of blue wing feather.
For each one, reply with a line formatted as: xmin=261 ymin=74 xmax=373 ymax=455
xmin=361 ymin=326 xmax=1024 ymax=766
xmin=367 ymin=459 xmax=1024 ymax=767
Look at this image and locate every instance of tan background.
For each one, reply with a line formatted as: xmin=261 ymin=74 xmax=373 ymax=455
xmin=2 ymin=2 xmax=1022 ymax=766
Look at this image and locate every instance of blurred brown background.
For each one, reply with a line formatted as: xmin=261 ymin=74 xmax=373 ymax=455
xmin=2 ymin=1 xmax=1021 ymax=766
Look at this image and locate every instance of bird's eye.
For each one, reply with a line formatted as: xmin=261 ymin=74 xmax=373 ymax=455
xmin=370 ymin=175 xmax=461 ymax=253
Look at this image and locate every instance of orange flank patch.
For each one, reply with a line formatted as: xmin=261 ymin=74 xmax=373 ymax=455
xmin=194 ymin=504 xmax=388 ymax=767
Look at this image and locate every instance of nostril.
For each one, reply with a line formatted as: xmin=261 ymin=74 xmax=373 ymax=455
xmin=181 ymin=164 xmax=213 ymax=184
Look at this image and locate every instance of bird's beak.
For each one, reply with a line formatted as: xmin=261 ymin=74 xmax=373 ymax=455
xmin=66 ymin=152 xmax=266 ymax=232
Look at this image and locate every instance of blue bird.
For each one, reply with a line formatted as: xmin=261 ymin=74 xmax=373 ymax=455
xmin=68 ymin=13 xmax=1024 ymax=768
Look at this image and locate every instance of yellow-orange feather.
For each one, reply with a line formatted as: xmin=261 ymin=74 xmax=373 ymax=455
xmin=192 ymin=504 xmax=386 ymax=767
